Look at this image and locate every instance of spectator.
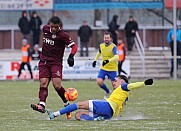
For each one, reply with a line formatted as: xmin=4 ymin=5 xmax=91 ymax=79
xmin=108 ymin=15 xmax=119 ymax=45
xmin=30 ymin=11 xmax=42 ymax=46
xmin=18 ymin=38 xmax=33 ymax=79
xmin=117 ymin=37 xmax=127 ymax=76
xmin=18 ymin=11 xmax=30 ymax=39
xmin=78 ymin=21 xmax=92 ymax=57
xmin=124 ymin=16 xmax=138 ymax=52
xmin=30 ymin=44 xmax=41 ymax=74
xmin=31 ymin=44 xmax=41 ymax=61
xmin=167 ymin=27 xmax=181 ymax=77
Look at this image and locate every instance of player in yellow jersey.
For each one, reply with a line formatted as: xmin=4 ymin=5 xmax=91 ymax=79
xmin=92 ymin=32 xmax=119 ymax=99
xmin=47 ymin=75 xmax=153 ymax=121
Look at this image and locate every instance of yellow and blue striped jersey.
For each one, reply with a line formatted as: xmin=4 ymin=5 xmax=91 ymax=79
xmin=99 ymin=43 xmax=118 ymax=71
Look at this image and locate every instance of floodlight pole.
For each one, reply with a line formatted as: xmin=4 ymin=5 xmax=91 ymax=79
xmin=173 ymin=0 xmax=177 ymax=80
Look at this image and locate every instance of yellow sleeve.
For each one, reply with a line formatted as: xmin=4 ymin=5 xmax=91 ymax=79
xmin=127 ymin=82 xmax=145 ymax=90
xmin=94 ymin=52 xmax=101 ymax=61
xmin=108 ymin=54 xmax=119 ymax=62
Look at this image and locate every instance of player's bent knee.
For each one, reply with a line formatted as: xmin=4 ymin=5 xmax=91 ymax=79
xmin=40 ymin=78 xmax=49 ymax=87
xmin=96 ymin=78 xmax=103 ymax=86
xmin=97 ymin=81 xmax=103 ymax=86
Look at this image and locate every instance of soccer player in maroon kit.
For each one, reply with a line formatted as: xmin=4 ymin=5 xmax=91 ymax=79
xmin=31 ymin=16 xmax=78 ymax=119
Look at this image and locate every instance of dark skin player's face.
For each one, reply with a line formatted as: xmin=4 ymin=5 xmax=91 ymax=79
xmin=50 ymin=22 xmax=60 ymax=34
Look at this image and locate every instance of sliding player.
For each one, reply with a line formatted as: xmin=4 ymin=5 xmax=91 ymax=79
xmin=47 ymin=75 xmax=153 ymax=121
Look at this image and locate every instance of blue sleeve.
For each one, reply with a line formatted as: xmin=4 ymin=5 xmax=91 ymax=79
xmin=121 ymin=83 xmax=130 ymax=91
xmin=178 ymin=29 xmax=181 ymax=43
xmin=167 ymin=30 xmax=172 ymax=43
xmin=112 ymin=46 xmax=118 ymax=55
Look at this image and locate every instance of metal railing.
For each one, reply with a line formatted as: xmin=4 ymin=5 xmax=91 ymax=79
xmin=0 ymin=25 xmax=173 ymax=50
xmin=135 ymin=31 xmax=145 ymax=77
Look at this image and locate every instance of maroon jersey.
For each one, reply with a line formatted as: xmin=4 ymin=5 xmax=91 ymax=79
xmin=40 ymin=25 xmax=75 ymax=62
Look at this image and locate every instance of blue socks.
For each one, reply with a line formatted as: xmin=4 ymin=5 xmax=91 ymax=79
xmin=59 ymin=103 xmax=78 ymax=115
xmin=80 ymin=114 xmax=94 ymax=121
xmin=100 ymin=83 xmax=110 ymax=93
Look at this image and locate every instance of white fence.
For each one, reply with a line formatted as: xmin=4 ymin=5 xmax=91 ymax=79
xmin=0 ymin=59 xmax=130 ymax=80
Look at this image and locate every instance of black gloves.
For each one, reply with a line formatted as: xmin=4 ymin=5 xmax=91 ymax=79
xmin=92 ymin=61 xmax=96 ymax=68
xmin=102 ymin=60 xmax=109 ymax=66
xmin=144 ymin=78 xmax=153 ymax=85
xmin=67 ymin=54 xmax=74 ymax=67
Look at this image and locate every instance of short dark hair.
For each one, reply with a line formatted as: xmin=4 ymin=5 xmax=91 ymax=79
xmin=117 ymin=75 xmax=129 ymax=83
xmin=129 ymin=15 xmax=133 ymax=18
xmin=50 ymin=16 xmax=61 ymax=24
xmin=32 ymin=11 xmax=37 ymax=15
xmin=104 ymin=32 xmax=112 ymax=38
xmin=22 ymin=10 xmax=27 ymax=15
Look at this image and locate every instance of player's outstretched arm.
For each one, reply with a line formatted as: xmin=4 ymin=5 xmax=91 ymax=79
xmin=127 ymin=78 xmax=154 ymax=91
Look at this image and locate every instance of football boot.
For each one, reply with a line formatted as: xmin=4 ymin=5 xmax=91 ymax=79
xmin=31 ymin=103 xmax=46 ymax=113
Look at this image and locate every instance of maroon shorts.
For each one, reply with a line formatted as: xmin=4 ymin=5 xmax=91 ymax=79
xmin=39 ymin=60 xmax=63 ymax=79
